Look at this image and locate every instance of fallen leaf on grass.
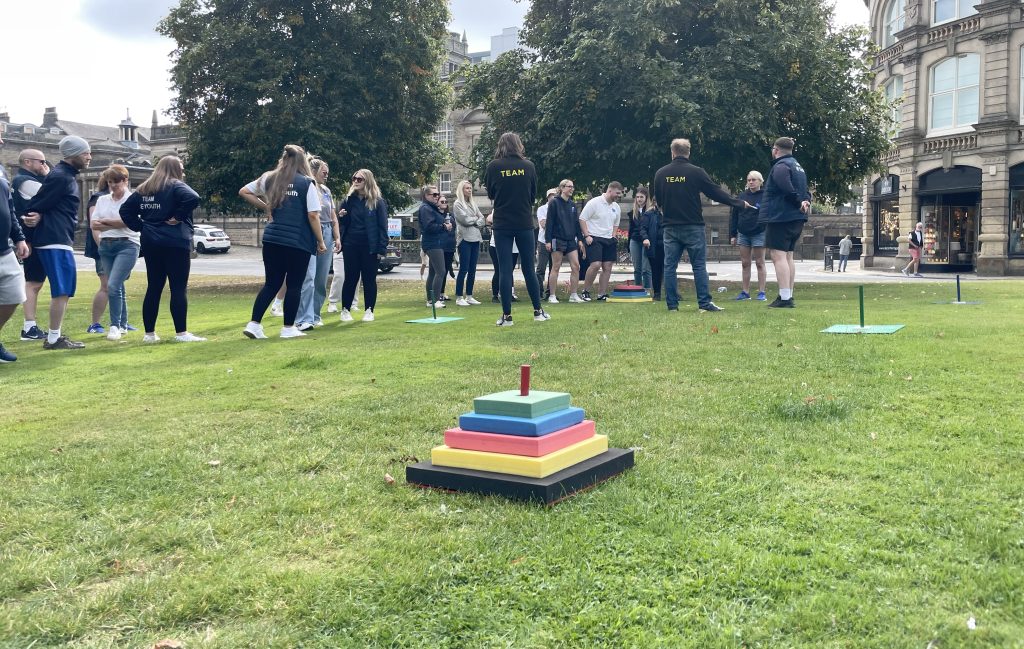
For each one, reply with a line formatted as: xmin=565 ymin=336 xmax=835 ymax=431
xmin=936 ymin=331 xmax=945 ymax=338
xmin=967 ymin=616 xmax=977 ymax=630
xmin=152 ymin=641 xmax=184 ymax=649
xmin=225 ymin=496 xmax=236 ymax=510
xmin=803 ymin=396 xmax=817 ymax=404
xmin=904 ymin=375 xmax=913 ymax=381
xmin=793 ymin=345 xmax=801 ymax=351
xmin=870 ymin=432 xmax=877 ymax=440
xmin=710 ymin=325 xmax=719 ymax=334
xmin=226 ymin=368 xmax=233 ymax=374
xmin=50 ymin=447 xmax=63 ymax=454
xmin=208 ymin=460 xmax=221 ymax=467
xmin=384 ymin=473 xmax=395 ymax=485
xmin=529 ymin=352 xmax=538 ymax=359
xmin=713 ymin=368 xmax=722 ymax=373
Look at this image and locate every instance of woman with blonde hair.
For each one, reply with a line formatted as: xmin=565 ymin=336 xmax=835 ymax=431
xmin=91 ymin=164 xmax=138 ymax=340
xmin=239 ymin=144 xmax=327 ymax=339
xmin=337 ymin=168 xmax=388 ymax=321
xmin=119 ymin=155 xmax=205 ymax=342
xmin=295 ymin=156 xmax=342 ymax=330
xmin=452 ymin=179 xmax=484 ymax=305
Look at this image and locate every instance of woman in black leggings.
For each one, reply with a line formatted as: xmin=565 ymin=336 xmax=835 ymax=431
xmin=337 ymin=168 xmax=388 ymax=322
xmin=239 ymin=145 xmax=327 ymax=339
xmin=119 ymin=156 xmax=205 ymax=343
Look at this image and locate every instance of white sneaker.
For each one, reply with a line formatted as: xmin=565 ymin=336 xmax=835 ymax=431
xmin=568 ymin=293 xmax=584 ymax=303
xmin=270 ymin=304 xmax=284 ymax=317
xmin=433 ymin=300 xmax=446 ymax=309
xmin=466 ymin=296 xmax=481 ymax=305
xmin=175 ymin=332 xmax=207 ymax=342
xmin=496 ymin=315 xmax=514 ymax=327
xmin=280 ymin=326 xmax=306 ymax=338
xmin=143 ymin=333 xmax=160 ymax=343
xmin=340 ymin=308 xmax=354 ymax=322
xmin=243 ymin=322 xmax=268 ymax=339
xmin=106 ymin=326 xmax=122 ymax=341
xmin=534 ymin=309 xmax=552 ymax=321
xmin=456 ymin=297 xmax=470 ymax=306
xmin=547 ymin=295 xmax=559 ymax=304
xmin=900 ymin=267 xmax=909 ymax=276
xmin=326 ymin=303 xmax=338 ymax=313
xmin=351 ymin=304 xmax=360 ymax=311
xmin=362 ymin=308 xmax=375 ymax=322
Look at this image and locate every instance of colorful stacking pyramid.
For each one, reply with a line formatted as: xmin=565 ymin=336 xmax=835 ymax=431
xmin=607 ymin=284 xmax=652 ymax=303
xmin=407 ymin=368 xmax=634 ymax=504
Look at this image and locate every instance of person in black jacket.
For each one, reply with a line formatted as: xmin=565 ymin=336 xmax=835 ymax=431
xmin=337 ymin=168 xmax=388 ymax=322
xmin=544 ymin=179 xmax=583 ymax=302
xmin=238 ymin=145 xmax=326 ymax=339
xmin=417 ymin=184 xmax=448 ymax=308
xmin=484 ymin=132 xmax=546 ymax=326
xmin=10 ymin=149 xmax=50 ymax=341
xmin=627 ymin=187 xmax=653 ymax=293
xmin=0 ymin=158 xmax=30 ymax=363
xmin=639 ymin=201 xmax=665 ymax=300
xmin=653 ymin=138 xmax=747 ymax=313
xmin=729 ymin=171 xmax=767 ymax=301
xmin=23 ymin=136 xmax=92 ymax=349
xmin=121 ymin=155 xmax=208 ymax=342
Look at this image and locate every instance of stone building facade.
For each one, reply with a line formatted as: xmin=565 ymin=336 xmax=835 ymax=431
xmin=864 ymin=0 xmax=1024 ymax=275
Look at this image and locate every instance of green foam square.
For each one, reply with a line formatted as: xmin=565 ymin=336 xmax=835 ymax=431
xmin=405 ymin=317 xmax=464 ymax=324
xmin=821 ymin=324 xmax=905 ymax=334
xmin=473 ymin=390 xmax=572 ymax=418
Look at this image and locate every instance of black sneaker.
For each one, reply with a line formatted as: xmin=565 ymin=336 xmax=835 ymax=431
xmin=652 ymin=293 xmax=661 ymax=301
xmin=581 ymin=290 xmax=592 ymax=302
xmin=699 ymin=302 xmax=723 ymax=312
xmin=20 ymin=325 xmax=46 ymax=341
xmin=768 ymin=297 xmax=795 ymax=308
xmin=42 ymin=335 xmax=86 ymax=350
xmin=495 ymin=315 xmax=514 ymax=327
xmin=596 ymin=294 xmax=608 ymax=302
xmin=491 ymin=295 xmax=499 ymax=303
xmin=511 ymin=293 xmax=520 ymax=302
xmin=767 ymin=296 xmax=784 ymax=308
xmin=0 ymin=343 xmax=16 ymax=363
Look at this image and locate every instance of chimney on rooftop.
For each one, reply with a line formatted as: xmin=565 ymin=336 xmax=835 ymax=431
xmin=42 ymin=107 xmax=58 ymax=128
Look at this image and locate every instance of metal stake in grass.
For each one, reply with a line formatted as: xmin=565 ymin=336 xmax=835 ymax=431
xmin=821 ymin=284 xmax=905 ymax=335
xmin=405 ymin=289 xmax=464 ymax=324
xmin=932 ymin=273 xmax=982 ymax=305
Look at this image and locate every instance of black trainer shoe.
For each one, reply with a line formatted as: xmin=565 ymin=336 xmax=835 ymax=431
xmin=596 ymin=294 xmax=608 ymax=302
xmin=43 ymin=335 xmax=86 ymax=350
xmin=491 ymin=295 xmax=499 ymax=303
xmin=767 ymin=296 xmax=784 ymax=308
xmin=768 ymin=297 xmax=795 ymax=308
xmin=20 ymin=325 xmax=46 ymax=341
xmin=699 ymin=302 xmax=724 ymax=312
xmin=0 ymin=343 xmax=16 ymax=363
xmin=581 ymin=290 xmax=592 ymax=302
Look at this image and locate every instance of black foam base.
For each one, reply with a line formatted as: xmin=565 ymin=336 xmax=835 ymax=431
xmin=406 ymin=448 xmax=634 ymax=504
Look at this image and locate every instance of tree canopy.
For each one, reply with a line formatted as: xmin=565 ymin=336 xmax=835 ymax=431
xmin=159 ymin=0 xmax=450 ymax=211
xmin=460 ymin=0 xmax=891 ymax=203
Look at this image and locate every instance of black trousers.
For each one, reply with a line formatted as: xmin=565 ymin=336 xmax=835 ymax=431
xmin=142 ymin=245 xmax=191 ymax=333
xmin=342 ymin=243 xmax=379 ymax=310
xmin=252 ymin=241 xmax=312 ymax=326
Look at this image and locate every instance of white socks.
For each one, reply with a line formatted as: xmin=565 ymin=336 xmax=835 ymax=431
xmin=47 ymin=329 xmax=61 ymax=344
xmin=780 ymin=289 xmax=793 ymax=300
xmin=24 ymin=320 xmax=36 ymax=331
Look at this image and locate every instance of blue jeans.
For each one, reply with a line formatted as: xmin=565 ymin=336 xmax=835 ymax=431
xmin=663 ymin=224 xmax=711 ymax=309
xmin=838 ymin=254 xmax=849 ymax=271
xmin=456 ymin=239 xmax=480 ymax=296
xmin=98 ymin=238 xmax=139 ymax=328
xmin=493 ymin=229 xmax=541 ymax=315
xmin=629 ymin=239 xmax=651 ymax=289
xmin=296 ymin=222 xmax=333 ymax=325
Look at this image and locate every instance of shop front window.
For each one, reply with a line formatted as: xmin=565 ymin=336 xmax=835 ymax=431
xmin=1010 ymin=189 xmax=1024 ymax=257
xmin=919 ymin=199 xmax=978 ymax=265
xmin=872 ymin=175 xmax=900 ymax=255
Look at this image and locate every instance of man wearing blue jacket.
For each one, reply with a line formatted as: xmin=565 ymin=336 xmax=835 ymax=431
xmin=23 ymin=135 xmax=92 ymax=349
xmin=761 ymin=137 xmax=811 ymax=309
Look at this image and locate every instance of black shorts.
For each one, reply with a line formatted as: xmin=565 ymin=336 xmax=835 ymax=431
xmin=22 ymin=249 xmax=46 ymax=283
xmin=765 ymin=220 xmax=805 ymax=252
xmin=549 ymin=238 xmax=578 ymax=254
xmin=585 ymin=236 xmax=617 ymax=262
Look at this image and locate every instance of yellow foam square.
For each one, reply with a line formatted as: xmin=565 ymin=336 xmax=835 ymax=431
xmin=431 ymin=435 xmax=609 ymax=478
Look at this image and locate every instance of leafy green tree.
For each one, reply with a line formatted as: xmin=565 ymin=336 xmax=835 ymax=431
xmin=460 ymin=0 xmax=890 ymax=203
xmin=159 ymin=0 xmax=450 ymax=211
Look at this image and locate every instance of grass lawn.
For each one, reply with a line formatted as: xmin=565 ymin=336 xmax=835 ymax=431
xmin=2 ymin=273 xmax=1022 ymax=648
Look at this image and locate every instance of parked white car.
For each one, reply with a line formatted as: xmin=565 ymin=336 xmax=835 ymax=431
xmin=193 ymin=224 xmax=231 ymax=253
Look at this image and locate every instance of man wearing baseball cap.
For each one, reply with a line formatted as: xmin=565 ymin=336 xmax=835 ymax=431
xmin=23 ymin=135 xmax=92 ymax=349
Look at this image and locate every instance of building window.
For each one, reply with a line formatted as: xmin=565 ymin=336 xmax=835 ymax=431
xmin=929 ymin=54 xmax=979 ymax=134
xmin=884 ymin=76 xmax=904 ymax=137
xmin=872 ymin=175 xmax=901 ymax=256
xmin=433 ymin=120 xmax=454 ymax=150
xmin=1020 ymin=47 xmax=1023 ymax=123
xmin=932 ymin=0 xmax=976 ymax=25
xmin=884 ymin=0 xmax=906 ymax=47
xmin=1011 ymin=189 xmax=1024 ymax=257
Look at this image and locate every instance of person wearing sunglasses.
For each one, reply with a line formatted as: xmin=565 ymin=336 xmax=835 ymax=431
xmin=418 ymin=184 xmax=448 ymax=308
xmin=337 ymin=169 xmax=388 ymax=322
xmin=437 ymin=194 xmax=456 ymax=301
xmin=729 ymin=170 xmax=768 ymax=301
xmin=295 ymin=157 xmax=342 ymax=330
xmin=10 ymin=149 xmax=51 ymax=341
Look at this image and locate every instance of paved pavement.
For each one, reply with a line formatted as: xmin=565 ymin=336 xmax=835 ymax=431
xmin=74 ymin=246 xmax=1010 ymax=285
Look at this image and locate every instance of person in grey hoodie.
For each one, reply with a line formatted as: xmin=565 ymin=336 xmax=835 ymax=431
xmin=452 ymin=180 xmax=485 ymax=306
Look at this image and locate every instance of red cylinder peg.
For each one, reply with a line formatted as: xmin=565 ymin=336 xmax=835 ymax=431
xmin=520 ymin=365 xmax=530 ymax=396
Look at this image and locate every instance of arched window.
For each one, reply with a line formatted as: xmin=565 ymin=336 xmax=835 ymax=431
xmin=884 ymin=76 xmax=904 ymax=137
xmin=932 ymin=0 xmax=977 ymax=25
xmin=884 ymin=0 xmax=906 ymax=47
xmin=929 ymin=54 xmax=980 ymax=133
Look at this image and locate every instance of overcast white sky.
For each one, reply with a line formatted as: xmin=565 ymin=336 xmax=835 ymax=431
xmin=0 ymin=0 xmax=869 ymax=127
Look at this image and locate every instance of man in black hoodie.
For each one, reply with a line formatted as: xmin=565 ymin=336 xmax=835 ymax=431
xmin=0 ymin=133 xmax=31 ymax=362
xmin=23 ymin=135 xmax=92 ymax=350
xmin=653 ymin=138 xmax=747 ymax=313
xmin=11 ymin=148 xmax=51 ymax=341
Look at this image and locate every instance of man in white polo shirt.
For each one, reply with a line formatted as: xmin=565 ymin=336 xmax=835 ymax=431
xmin=578 ymin=181 xmax=622 ymax=301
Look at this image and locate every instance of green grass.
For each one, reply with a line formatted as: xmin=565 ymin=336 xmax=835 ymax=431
xmin=2 ymin=274 xmax=1023 ymax=648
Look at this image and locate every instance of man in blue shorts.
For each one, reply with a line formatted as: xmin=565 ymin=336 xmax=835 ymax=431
xmin=23 ymin=135 xmax=92 ymax=349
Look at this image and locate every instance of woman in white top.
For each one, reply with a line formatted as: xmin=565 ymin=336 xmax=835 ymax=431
xmin=452 ymin=180 xmax=485 ymax=306
xmin=90 ymin=164 xmax=139 ymax=341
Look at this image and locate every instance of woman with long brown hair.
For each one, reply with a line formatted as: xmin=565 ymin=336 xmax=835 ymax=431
xmin=239 ymin=144 xmax=327 ymax=339
xmin=119 ymin=155 xmax=205 ymax=342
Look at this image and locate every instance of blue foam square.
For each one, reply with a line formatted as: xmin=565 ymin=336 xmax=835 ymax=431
xmin=458 ymin=407 xmax=586 ymax=437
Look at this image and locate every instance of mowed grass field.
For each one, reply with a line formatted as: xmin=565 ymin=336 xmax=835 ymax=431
xmin=1 ymin=273 xmax=1022 ymax=648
